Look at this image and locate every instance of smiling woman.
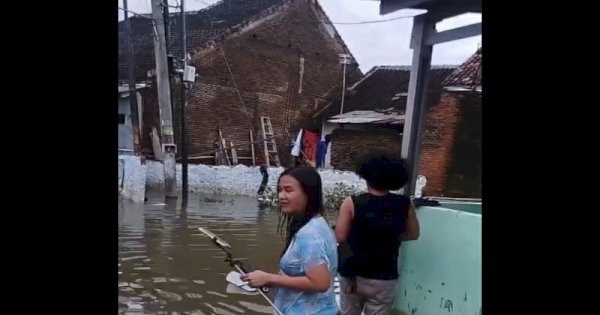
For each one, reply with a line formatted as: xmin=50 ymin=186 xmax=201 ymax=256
xmin=242 ymin=166 xmax=339 ymax=315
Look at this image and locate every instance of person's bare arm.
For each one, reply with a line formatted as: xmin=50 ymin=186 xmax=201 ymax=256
xmin=400 ymin=202 xmax=420 ymax=241
xmin=335 ymin=197 xmax=354 ymax=243
xmin=242 ymin=232 xmax=332 ymax=293
xmin=266 ymin=263 xmax=330 ymax=292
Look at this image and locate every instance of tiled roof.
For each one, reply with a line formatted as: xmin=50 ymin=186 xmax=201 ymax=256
xmin=314 ymin=65 xmax=457 ymax=120
xmin=442 ymin=48 xmax=481 ymax=87
xmin=118 ymin=0 xmax=287 ymax=81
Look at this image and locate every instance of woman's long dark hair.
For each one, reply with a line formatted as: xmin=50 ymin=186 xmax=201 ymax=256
xmin=277 ymin=166 xmax=325 ymax=255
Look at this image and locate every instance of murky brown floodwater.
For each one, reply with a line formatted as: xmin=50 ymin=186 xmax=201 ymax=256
xmin=119 ymin=190 xmax=337 ymax=315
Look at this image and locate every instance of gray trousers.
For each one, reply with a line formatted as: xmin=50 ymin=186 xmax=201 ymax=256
xmin=339 ymin=276 xmax=398 ymax=315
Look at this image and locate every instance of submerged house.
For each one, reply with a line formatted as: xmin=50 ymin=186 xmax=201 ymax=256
xmin=312 ymin=49 xmax=481 ymax=198
xmin=312 ymin=65 xmax=456 ymax=171
xmin=118 ymin=0 xmax=362 ymax=166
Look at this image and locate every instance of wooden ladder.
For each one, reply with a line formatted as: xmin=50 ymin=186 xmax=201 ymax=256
xmin=260 ymin=116 xmax=281 ymax=167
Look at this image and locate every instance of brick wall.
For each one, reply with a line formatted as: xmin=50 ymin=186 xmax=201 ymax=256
xmin=140 ymin=0 xmax=355 ymax=166
xmin=445 ymin=93 xmax=482 ymax=197
xmin=322 ymin=92 xmax=481 ymax=197
xmin=330 ymin=127 xmax=403 ymax=171
xmin=418 ymin=92 xmax=481 ymax=197
xmin=417 ymin=92 xmax=461 ymax=196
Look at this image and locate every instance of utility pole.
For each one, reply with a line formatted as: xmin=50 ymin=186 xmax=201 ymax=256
xmin=151 ymin=0 xmax=178 ymax=199
xmin=162 ymin=0 xmax=171 ymax=50
xmin=180 ymin=0 xmax=189 ymax=208
xmin=339 ymin=54 xmax=352 ymax=115
xmin=123 ymin=0 xmax=142 ymax=157
xmin=163 ymin=0 xmax=177 ymax=121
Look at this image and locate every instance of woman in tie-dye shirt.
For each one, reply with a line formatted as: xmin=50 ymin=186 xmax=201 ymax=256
xmin=243 ymin=167 xmax=338 ymax=315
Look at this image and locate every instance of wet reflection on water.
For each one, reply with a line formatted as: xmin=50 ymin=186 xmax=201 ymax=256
xmin=119 ymin=190 xmax=291 ymax=315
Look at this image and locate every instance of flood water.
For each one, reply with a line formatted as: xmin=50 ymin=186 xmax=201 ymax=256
xmin=118 ymin=190 xmax=336 ymax=315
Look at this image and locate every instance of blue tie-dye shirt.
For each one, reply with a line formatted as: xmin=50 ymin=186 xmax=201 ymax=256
xmin=274 ymin=216 xmax=338 ymax=315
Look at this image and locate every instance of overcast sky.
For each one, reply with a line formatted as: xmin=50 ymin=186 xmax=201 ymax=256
xmin=118 ymin=0 xmax=481 ymax=72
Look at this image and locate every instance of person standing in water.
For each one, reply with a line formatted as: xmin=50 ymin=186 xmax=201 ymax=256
xmin=243 ymin=166 xmax=339 ymax=315
xmin=257 ymin=165 xmax=269 ymax=196
xmin=335 ymin=153 xmax=420 ymax=315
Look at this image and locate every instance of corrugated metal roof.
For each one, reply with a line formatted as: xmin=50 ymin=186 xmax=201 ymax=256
xmin=117 ymin=84 xmax=147 ymax=95
xmin=327 ymin=110 xmax=405 ymax=124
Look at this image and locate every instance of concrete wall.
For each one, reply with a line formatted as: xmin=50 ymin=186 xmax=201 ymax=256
xmin=438 ymin=202 xmax=482 ymax=215
xmin=393 ymin=206 xmax=481 ymax=315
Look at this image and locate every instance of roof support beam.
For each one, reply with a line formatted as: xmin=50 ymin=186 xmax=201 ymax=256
xmin=380 ymin=0 xmax=429 ymax=15
xmin=426 ymin=22 xmax=481 ymax=45
xmin=380 ymin=0 xmax=481 ymax=18
xmin=427 ymin=1 xmax=481 ymax=22
xmin=379 ymin=0 xmax=482 ymax=196
xmin=402 ymin=14 xmax=433 ymax=196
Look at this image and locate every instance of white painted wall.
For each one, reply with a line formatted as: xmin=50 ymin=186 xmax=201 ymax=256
xmin=119 ymin=155 xmax=147 ymax=203
xmin=119 ymin=157 xmax=369 ymax=203
xmin=145 ymin=161 xmax=367 ymax=197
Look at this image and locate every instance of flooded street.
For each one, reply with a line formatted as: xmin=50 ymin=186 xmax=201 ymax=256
xmin=119 ymin=190 xmax=335 ymax=315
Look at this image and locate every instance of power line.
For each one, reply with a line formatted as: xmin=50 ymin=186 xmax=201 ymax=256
xmin=218 ymin=44 xmax=253 ymax=121
xmin=318 ymin=15 xmax=420 ymax=25
xmin=121 ymin=5 xmax=419 ymax=25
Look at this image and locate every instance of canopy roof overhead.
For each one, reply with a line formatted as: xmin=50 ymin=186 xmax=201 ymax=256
xmin=376 ymin=0 xmax=482 ymax=196
xmin=380 ymin=0 xmax=481 ymax=17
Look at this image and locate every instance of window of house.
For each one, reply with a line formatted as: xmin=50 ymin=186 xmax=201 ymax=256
xmin=118 ymin=114 xmax=126 ymax=125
